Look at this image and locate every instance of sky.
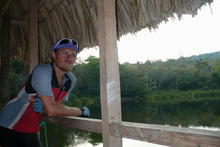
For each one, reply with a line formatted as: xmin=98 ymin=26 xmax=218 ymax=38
xmin=78 ymin=0 xmax=220 ymax=64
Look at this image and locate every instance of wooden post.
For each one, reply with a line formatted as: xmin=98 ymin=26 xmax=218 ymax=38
xmin=29 ymin=0 xmax=38 ymax=74
xmin=1 ymin=15 xmax=10 ymax=110
xmin=97 ymin=0 xmax=122 ymax=146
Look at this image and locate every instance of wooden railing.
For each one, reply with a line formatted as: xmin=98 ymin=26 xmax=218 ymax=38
xmin=42 ymin=116 xmax=220 ymax=147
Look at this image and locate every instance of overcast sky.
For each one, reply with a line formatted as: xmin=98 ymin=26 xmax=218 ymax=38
xmin=78 ymin=0 xmax=220 ymax=64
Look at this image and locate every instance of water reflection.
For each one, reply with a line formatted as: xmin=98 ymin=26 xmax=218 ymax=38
xmin=40 ymin=99 xmax=220 ymax=147
xmin=122 ymin=99 xmax=220 ymax=127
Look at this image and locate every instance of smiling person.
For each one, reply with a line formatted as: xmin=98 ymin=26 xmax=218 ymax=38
xmin=0 ymin=38 xmax=90 ymax=147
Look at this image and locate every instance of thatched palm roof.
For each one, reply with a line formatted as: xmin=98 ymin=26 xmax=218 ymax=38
xmin=0 ymin=0 xmax=213 ymax=64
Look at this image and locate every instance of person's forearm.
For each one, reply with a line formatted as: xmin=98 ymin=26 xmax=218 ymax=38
xmin=45 ymin=103 xmax=82 ymax=117
xmin=40 ymin=96 xmax=82 ymax=117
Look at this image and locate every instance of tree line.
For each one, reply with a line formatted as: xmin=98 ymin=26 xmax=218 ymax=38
xmin=71 ymin=52 xmax=220 ymax=99
xmin=0 ymin=51 xmax=219 ymax=100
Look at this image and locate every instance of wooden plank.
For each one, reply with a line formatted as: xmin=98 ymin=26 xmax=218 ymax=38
xmin=11 ymin=19 xmax=27 ymax=26
xmin=97 ymin=0 xmax=122 ymax=146
xmin=29 ymin=0 xmax=38 ymax=74
xmin=41 ymin=116 xmax=102 ymax=133
xmin=0 ymin=19 xmax=27 ymax=26
xmin=110 ymin=121 xmax=220 ymax=147
xmin=0 ymin=15 xmax=10 ymax=110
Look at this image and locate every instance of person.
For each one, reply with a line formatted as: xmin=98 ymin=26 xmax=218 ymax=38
xmin=0 ymin=38 xmax=90 ymax=147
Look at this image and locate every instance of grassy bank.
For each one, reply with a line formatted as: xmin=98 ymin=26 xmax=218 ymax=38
xmin=65 ymin=89 xmax=220 ymax=106
xmin=145 ymin=89 xmax=220 ymax=103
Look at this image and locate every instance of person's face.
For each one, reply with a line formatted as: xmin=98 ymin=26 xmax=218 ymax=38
xmin=52 ymin=47 xmax=77 ymax=72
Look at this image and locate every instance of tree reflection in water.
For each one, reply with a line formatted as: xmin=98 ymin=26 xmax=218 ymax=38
xmin=40 ymin=99 xmax=220 ymax=147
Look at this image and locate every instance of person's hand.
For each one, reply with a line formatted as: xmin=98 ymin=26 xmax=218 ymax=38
xmin=33 ymin=97 xmax=44 ymax=114
xmin=79 ymin=107 xmax=90 ymax=118
xmin=29 ymin=95 xmax=37 ymax=103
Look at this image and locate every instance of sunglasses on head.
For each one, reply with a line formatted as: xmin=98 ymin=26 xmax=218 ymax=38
xmin=55 ymin=38 xmax=78 ymax=49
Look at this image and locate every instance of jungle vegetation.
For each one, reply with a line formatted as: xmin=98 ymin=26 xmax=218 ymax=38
xmin=0 ymin=51 xmax=220 ymax=104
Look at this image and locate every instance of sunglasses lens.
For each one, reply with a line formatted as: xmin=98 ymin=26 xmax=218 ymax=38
xmin=72 ymin=40 xmax=78 ymax=48
xmin=60 ymin=39 xmax=70 ymax=45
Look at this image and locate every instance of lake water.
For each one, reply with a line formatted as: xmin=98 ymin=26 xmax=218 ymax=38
xmin=40 ymin=98 xmax=220 ymax=147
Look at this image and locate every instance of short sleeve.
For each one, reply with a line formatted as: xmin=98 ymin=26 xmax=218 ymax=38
xmin=31 ymin=64 xmax=54 ymax=98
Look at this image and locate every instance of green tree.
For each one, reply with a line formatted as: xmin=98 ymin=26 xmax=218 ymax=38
xmin=72 ymin=56 xmax=100 ymax=97
xmin=119 ymin=64 xmax=129 ymax=97
xmin=209 ymin=72 xmax=220 ymax=89
xmin=9 ymin=59 xmax=28 ymax=98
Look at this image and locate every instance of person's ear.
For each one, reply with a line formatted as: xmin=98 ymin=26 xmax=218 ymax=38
xmin=52 ymin=51 xmax=56 ymax=60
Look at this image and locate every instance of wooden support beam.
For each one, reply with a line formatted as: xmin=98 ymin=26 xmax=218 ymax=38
xmin=0 ymin=19 xmax=28 ymax=26
xmin=10 ymin=19 xmax=28 ymax=26
xmin=29 ymin=0 xmax=38 ymax=74
xmin=1 ymin=15 xmax=10 ymax=110
xmin=97 ymin=0 xmax=122 ymax=146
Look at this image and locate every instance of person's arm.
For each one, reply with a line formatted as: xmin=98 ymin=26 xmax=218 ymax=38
xmin=40 ymin=95 xmax=82 ymax=117
xmin=57 ymin=100 xmax=64 ymax=104
xmin=30 ymin=64 xmax=89 ymax=117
